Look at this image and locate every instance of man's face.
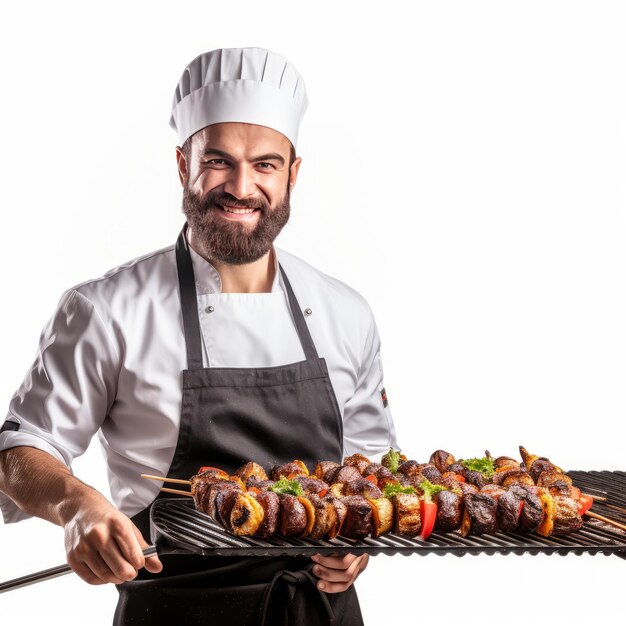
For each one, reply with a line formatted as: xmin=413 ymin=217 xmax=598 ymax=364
xmin=177 ymin=122 xmax=301 ymax=265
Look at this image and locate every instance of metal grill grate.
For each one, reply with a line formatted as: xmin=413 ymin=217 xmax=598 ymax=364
xmin=150 ymin=470 xmax=626 ymax=558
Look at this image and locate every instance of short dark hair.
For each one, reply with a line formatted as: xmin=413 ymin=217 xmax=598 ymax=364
xmin=180 ymin=136 xmax=296 ymax=167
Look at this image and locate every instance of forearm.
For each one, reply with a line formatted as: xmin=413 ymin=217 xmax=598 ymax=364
xmin=0 ymin=445 xmax=104 ymax=526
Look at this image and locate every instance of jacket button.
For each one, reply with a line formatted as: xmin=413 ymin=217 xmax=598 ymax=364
xmin=205 ymin=306 xmax=215 ymax=313
xmin=304 ymin=308 xmax=312 ymax=316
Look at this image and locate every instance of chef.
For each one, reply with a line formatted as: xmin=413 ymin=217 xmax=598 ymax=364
xmin=0 ymin=47 xmax=398 ymax=625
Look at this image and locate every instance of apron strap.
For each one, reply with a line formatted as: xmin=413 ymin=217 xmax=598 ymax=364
xmin=258 ymin=566 xmax=335 ymax=625
xmin=175 ymin=225 xmax=204 ymax=370
xmin=175 ymin=223 xmax=319 ymax=369
xmin=279 ymin=266 xmax=319 ymax=361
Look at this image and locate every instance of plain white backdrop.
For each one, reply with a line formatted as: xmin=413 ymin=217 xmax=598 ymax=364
xmin=1 ymin=1 xmax=625 ymax=624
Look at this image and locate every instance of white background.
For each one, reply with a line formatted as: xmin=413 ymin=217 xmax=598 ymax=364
xmin=1 ymin=1 xmax=625 ymax=624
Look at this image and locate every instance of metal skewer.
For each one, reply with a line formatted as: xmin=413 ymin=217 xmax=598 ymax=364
xmin=0 ymin=546 xmax=158 ymax=594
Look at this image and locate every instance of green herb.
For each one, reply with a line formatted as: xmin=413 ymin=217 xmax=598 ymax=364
xmin=461 ymin=457 xmax=495 ymax=479
xmin=383 ymin=483 xmax=417 ymax=499
xmin=381 ymin=448 xmax=402 ymax=474
xmin=419 ymin=479 xmax=446 ymax=503
xmin=269 ymin=477 xmax=303 ymax=496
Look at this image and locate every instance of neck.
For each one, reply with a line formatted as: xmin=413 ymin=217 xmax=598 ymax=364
xmin=188 ymin=230 xmax=276 ymax=293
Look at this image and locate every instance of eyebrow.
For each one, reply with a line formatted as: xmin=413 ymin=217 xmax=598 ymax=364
xmin=202 ymin=148 xmax=285 ymax=166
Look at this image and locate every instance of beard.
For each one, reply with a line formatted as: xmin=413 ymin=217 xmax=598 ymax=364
xmin=181 ymin=184 xmax=291 ymax=265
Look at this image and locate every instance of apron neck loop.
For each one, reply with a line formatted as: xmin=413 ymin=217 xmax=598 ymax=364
xmin=175 ymin=224 xmax=319 ymax=369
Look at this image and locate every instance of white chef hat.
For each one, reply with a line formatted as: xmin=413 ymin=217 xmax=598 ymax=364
xmin=169 ymin=47 xmax=308 ymax=149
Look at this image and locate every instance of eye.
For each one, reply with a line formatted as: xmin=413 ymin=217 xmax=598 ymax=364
xmin=204 ymin=158 xmax=229 ymax=167
xmin=256 ymin=162 xmax=274 ymax=169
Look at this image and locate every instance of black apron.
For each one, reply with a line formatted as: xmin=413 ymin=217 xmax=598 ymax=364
xmin=114 ymin=225 xmax=364 ymax=625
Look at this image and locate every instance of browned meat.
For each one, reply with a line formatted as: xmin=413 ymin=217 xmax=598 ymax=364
xmin=460 ymin=493 xmax=498 ymax=536
xmin=295 ymin=476 xmax=330 ymax=496
xmin=429 ymin=450 xmax=456 ymax=474
xmin=552 ymin=495 xmax=584 ymax=535
xmin=326 ymin=497 xmax=347 ymax=539
xmin=480 ymin=484 xmax=507 ymax=501
xmin=250 ymin=490 xmax=280 ymax=538
xmin=528 ymin=458 xmax=558 ymax=482
xmin=510 ymin=485 xmax=544 ymax=532
xmin=272 ymin=460 xmax=309 ymax=480
xmin=500 ymin=470 xmax=535 ymax=488
xmin=314 ymin=461 xmax=340 ymax=483
xmin=536 ymin=470 xmax=573 ymax=496
xmin=464 ymin=470 xmax=487 ymax=489
xmin=212 ymin=485 xmax=242 ymax=527
xmin=343 ymin=453 xmax=372 ymax=475
xmin=245 ymin=477 xmax=275 ymax=491
xmin=446 ymin=462 xmax=465 ymax=474
xmin=397 ymin=460 xmax=423 ymax=478
xmin=393 ymin=493 xmax=422 ymax=536
xmin=307 ymin=494 xmax=337 ymax=540
xmin=278 ymin=494 xmax=308 ymax=536
xmin=420 ymin=465 xmax=443 ymax=484
xmin=363 ymin=464 xmax=397 ymax=487
xmin=491 ymin=467 xmax=525 ymax=485
xmin=343 ymin=478 xmax=383 ymax=499
xmin=201 ymin=480 xmax=242 ymax=519
xmin=332 ymin=465 xmax=363 ymax=484
xmin=458 ymin=482 xmax=479 ymax=497
xmin=497 ymin=489 xmax=524 ymax=532
xmin=234 ymin=461 xmax=268 ymax=483
xmin=397 ymin=473 xmax=426 ymax=489
xmin=435 ymin=490 xmax=463 ymax=532
xmin=340 ymin=495 xmax=373 ymax=539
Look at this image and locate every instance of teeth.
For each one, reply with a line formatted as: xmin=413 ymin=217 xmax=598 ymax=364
xmin=222 ymin=206 xmax=256 ymax=214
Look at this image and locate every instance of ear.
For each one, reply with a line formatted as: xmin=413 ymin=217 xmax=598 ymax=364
xmin=175 ymin=146 xmax=187 ymax=186
xmin=289 ymin=156 xmax=302 ymax=189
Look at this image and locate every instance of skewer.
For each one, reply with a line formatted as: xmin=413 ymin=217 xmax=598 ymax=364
xmin=585 ymin=510 xmax=626 ymax=533
xmin=141 ymin=473 xmax=191 ymax=485
xmin=161 ymin=487 xmax=193 ymax=497
xmin=590 ymin=495 xmax=607 ymax=501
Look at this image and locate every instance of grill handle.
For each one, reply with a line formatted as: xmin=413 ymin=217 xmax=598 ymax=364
xmin=0 ymin=545 xmax=157 ymax=594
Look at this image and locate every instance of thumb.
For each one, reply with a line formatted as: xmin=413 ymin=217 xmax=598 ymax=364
xmin=132 ymin=524 xmax=163 ymax=574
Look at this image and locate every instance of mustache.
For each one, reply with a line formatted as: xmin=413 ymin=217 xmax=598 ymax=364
xmin=198 ymin=189 xmax=271 ymax=212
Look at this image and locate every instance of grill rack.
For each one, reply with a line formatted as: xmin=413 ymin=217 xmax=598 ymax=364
xmin=150 ymin=470 xmax=626 ymax=559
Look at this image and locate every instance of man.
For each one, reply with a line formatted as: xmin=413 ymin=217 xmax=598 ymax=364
xmin=0 ymin=47 xmax=397 ymax=624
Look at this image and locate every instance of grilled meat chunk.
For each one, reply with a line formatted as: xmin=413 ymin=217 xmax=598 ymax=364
xmin=369 ymin=497 xmax=394 ymax=537
xmin=510 ymin=485 xmax=544 ymax=532
xmin=343 ymin=477 xmax=383 ymax=499
xmin=397 ymin=460 xmax=423 ymax=478
xmin=552 ymin=495 xmax=584 ymax=535
xmin=536 ymin=470 xmax=573 ymax=496
xmin=435 ymin=490 xmax=463 ymax=532
xmin=246 ymin=477 xmax=275 ymax=491
xmin=500 ymin=470 xmax=535 ymax=488
xmin=341 ymin=495 xmax=373 ymax=539
xmin=429 ymin=450 xmax=456 ymax=474
xmin=250 ymin=490 xmax=280 ymax=538
xmin=278 ymin=494 xmax=308 ymax=536
xmin=326 ymin=497 xmax=347 ymax=539
xmin=363 ymin=464 xmax=397 ymax=487
xmin=464 ymin=470 xmax=487 ymax=489
xmin=420 ymin=465 xmax=443 ymax=484
xmin=295 ymin=476 xmax=330 ymax=496
xmin=332 ymin=465 xmax=363 ymax=484
xmin=528 ymin=458 xmax=558 ymax=482
xmin=343 ymin=453 xmax=372 ymax=475
xmin=460 ymin=493 xmax=498 ymax=536
xmin=480 ymin=484 xmax=507 ymax=501
xmin=497 ymin=489 xmax=524 ymax=532
xmin=393 ymin=493 xmax=422 ymax=536
xmin=314 ymin=461 xmax=341 ymax=483
xmin=272 ymin=460 xmax=309 ymax=480
xmin=234 ymin=461 xmax=268 ymax=483
xmin=307 ymin=494 xmax=338 ymax=540
xmin=493 ymin=456 xmax=520 ymax=470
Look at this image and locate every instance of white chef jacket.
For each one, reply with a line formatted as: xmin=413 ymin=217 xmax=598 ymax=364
xmin=0 ymin=234 xmax=397 ymax=523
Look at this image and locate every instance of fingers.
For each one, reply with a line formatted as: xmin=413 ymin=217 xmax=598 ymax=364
xmin=310 ymin=553 xmax=369 ymax=593
xmin=65 ymin=505 xmax=162 ymax=586
xmin=132 ymin=524 xmax=163 ymax=573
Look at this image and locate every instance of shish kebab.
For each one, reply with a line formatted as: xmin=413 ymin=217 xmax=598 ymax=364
xmin=143 ymin=445 xmax=623 ymax=540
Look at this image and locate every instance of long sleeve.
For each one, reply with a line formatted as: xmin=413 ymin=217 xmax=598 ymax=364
xmin=0 ymin=289 xmax=120 ymax=523
xmin=341 ymin=307 xmax=398 ymax=461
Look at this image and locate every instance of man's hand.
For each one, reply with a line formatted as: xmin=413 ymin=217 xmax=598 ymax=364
xmin=310 ymin=553 xmax=369 ymax=593
xmin=0 ymin=446 xmax=162 ymax=586
xmin=63 ymin=495 xmax=163 ymax=585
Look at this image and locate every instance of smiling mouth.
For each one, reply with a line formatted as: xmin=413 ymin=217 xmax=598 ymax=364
xmin=219 ymin=204 xmax=260 ymax=215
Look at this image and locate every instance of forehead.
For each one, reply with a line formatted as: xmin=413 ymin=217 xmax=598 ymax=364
xmin=191 ymin=122 xmax=292 ymax=157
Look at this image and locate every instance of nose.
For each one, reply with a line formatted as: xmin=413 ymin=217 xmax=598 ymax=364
xmin=223 ymin=164 xmax=255 ymax=200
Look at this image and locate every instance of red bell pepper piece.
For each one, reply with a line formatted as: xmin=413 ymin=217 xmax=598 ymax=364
xmin=577 ymin=494 xmax=593 ymax=516
xmin=420 ymin=500 xmax=437 ymax=540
